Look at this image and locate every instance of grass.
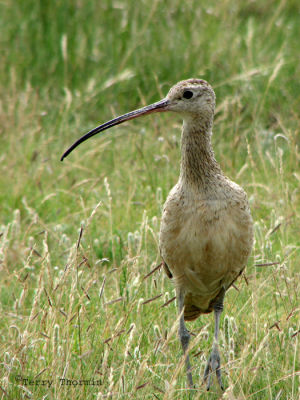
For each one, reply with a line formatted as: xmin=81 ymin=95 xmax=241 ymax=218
xmin=0 ymin=0 xmax=299 ymax=398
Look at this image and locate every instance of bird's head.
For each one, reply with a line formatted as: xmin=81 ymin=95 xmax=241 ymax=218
xmin=61 ymin=78 xmax=215 ymax=161
xmin=165 ymin=79 xmax=216 ymax=118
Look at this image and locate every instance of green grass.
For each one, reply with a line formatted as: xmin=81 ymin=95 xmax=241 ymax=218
xmin=0 ymin=0 xmax=299 ymax=398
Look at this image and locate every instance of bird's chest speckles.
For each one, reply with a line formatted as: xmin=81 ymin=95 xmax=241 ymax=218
xmin=161 ymin=185 xmax=227 ymax=231
xmin=160 ymin=195 xmax=229 ymax=249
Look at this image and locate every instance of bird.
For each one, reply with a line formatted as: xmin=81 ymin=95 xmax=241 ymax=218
xmin=61 ymin=79 xmax=254 ymax=390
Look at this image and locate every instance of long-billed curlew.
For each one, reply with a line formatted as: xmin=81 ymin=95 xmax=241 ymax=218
xmin=61 ymin=79 xmax=254 ymax=390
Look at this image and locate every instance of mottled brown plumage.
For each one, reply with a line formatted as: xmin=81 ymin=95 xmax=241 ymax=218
xmin=61 ymin=78 xmax=254 ymax=391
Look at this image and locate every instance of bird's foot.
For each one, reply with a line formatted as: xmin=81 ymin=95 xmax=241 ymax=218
xmin=203 ymin=347 xmax=224 ymax=391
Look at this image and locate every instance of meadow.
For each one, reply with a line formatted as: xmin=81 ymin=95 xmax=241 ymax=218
xmin=0 ymin=0 xmax=299 ymax=398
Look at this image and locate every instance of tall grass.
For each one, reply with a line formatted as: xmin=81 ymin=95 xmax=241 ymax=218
xmin=0 ymin=0 xmax=299 ymax=398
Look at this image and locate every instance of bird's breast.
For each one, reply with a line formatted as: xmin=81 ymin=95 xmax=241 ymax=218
xmin=159 ymin=184 xmax=253 ymax=297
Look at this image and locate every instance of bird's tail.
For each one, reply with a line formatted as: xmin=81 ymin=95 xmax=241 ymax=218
xmin=184 ymin=294 xmax=214 ymax=321
xmin=184 ymin=304 xmax=202 ymax=321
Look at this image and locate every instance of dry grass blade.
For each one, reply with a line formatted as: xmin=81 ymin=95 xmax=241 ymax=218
xmin=161 ymin=296 xmax=176 ymax=308
xmin=136 ymin=381 xmax=149 ymax=390
xmin=143 ymin=262 xmax=162 ymax=280
xmin=105 ymin=297 xmax=124 ymax=305
xmin=142 ymin=294 xmax=163 ymax=305
xmin=255 ymin=262 xmax=281 ymax=267
xmin=77 ymin=225 xmax=84 ymax=249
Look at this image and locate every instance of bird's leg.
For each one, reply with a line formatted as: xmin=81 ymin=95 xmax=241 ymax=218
xmin=177 ymin=288 xmax=194 ymax=388
xmin=204 ymin=288 xmax=225 ymax=391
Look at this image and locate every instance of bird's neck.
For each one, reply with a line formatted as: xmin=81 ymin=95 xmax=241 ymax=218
xmin=179 ymin=117 xmax=222 ymax=188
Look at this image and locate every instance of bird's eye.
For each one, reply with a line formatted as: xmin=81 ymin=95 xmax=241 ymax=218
xmin=182 ymin=90 xmax=193 ymax=99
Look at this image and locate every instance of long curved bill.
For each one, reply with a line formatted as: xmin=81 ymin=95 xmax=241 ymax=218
xmin=60 ymin=98 xmax=170 ymax=161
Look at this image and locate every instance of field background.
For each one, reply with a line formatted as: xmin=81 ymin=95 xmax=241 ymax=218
xmin=0 ymin=0 xmax=299 ymax=399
